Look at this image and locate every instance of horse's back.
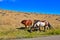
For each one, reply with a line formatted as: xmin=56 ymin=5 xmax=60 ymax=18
xmin=37 ymin=22 xmax=45 ymax=26
xmin=26 ymin=20 xmax=32 ymax=26
xmin=21 ymin=20 xmax=32 ymax=26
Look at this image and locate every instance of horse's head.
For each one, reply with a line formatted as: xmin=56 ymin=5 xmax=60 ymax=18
xmin=21 ymin=20 xmax=26 ymax=24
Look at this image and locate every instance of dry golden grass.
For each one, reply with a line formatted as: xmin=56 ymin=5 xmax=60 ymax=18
xmin=0 ymin=10 xmax=60 ymax=31
xmin=0 ymin=10 xmax=60 ymax=39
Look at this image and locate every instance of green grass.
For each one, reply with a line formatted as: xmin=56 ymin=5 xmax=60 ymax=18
xmin=0 ymin=28 xmax=60 ymax=39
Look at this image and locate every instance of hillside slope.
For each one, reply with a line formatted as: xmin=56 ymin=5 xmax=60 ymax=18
xmin=0 ymin=10 xmax=60 ymax=31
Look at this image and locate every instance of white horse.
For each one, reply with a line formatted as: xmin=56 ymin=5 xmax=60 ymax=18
xmin=30 ymin=20 xmax=52 ymax=32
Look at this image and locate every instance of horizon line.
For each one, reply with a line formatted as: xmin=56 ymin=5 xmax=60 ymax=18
xmin=0 ymin=8 xmax=60 ymax=15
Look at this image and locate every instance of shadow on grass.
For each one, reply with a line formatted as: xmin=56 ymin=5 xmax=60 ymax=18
xmin=16 ymin=27 xmax=26 ymax=30
xmin=16 ymin=27 xmax=42 ymax=33
xmin=16 ymin=27 xmax=32 ymax=33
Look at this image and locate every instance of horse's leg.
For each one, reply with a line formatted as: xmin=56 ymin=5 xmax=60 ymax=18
xmin=25 ymin=25 xmax=28 ymax=28
xmin=39 ymin=27 xmax=41 ymax=32
xmin=48 ymin=23 xmax=53 ymax=30
xmin=27 ymin=26 xmax=29 ymax=28
xmin=46 ymin=26 xmax=49 ymax=30
xmin=44 ymin=26 xmax=46 ymax=32
xmin=44 ymin=26 xmax=48 ymax=32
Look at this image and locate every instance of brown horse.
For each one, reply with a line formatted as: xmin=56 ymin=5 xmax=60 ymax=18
xmin=21 ymin=20 xmax=32 ymax=28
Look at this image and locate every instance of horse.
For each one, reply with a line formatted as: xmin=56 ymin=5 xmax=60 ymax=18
xmin=30 ymin=20 xmax=53 ymax=32
xmin=21 ymin=20 xmax=32 ymax=28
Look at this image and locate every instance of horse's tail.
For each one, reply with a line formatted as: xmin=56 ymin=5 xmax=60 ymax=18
xmin=48 ymin=23 xmax=53 ymax=29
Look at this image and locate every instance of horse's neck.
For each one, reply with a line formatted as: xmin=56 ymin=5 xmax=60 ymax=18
xmin=33 ymin=22 xmax=37 ymax=27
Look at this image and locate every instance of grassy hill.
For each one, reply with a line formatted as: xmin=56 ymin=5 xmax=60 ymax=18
xmin=0 ymin=10 xmax=60 ymax=39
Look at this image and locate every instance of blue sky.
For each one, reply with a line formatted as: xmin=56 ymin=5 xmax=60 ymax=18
xmin=0 ymin=0 xmax=60 ymax=15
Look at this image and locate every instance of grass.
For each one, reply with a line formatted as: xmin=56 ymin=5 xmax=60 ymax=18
xmin=0 ymin=10 xmax=60 ymax=40
xmin=0 ymin=28 xmax=60 ymax=39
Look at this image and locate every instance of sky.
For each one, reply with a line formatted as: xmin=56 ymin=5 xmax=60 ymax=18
xmin=0 ymin=0 xmax=60 ymax=15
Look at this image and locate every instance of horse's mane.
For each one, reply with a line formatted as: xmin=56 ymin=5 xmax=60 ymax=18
xmin=34 ymin=20 xmax=40 ymax=24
